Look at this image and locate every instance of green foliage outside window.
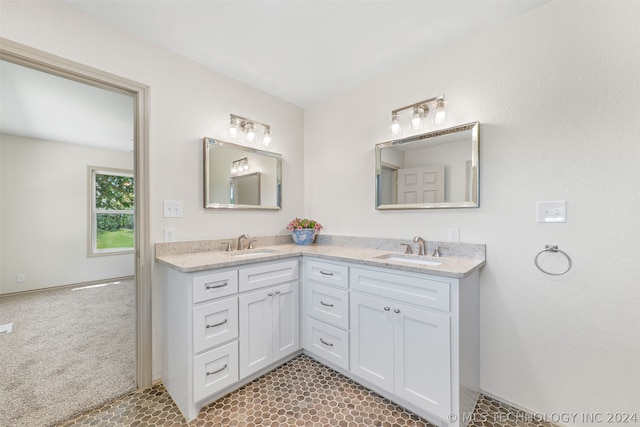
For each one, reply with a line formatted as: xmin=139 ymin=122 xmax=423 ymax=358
xmin=94 ymin=173 xmax=134 ymax=251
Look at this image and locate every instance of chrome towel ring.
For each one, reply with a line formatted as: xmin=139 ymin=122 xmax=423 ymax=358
xmin=534 ymin=245 xmax=572 ymax=276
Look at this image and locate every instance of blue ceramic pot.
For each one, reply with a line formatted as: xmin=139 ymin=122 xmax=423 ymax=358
xmin=291 ymin=229 xmax=316 ymax=245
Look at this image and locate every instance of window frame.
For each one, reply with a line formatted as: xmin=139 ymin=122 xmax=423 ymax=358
xmin=88 ymin=166 xmax=134 ymax=257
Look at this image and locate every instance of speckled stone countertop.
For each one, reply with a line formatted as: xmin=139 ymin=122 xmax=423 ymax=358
xmin=155 ymin=235 xmax=485 ymax=279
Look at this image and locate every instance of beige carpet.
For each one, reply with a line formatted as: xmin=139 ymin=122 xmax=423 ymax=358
xmin=0 ymin=279 xmax=136 ymax=427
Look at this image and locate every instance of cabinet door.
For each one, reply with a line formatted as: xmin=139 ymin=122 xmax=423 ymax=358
xmin=239 ymin=288 xmax=273 ymax=379
xmin=350 ymin=293 xmax=394 ymax=391
xmin=272 ymin=282 xmax=300 ymax=361
xmin=394 ymin=304 xmax=451 ymax=420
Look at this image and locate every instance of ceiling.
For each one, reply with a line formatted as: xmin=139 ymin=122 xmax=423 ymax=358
xmin=0 ymin=1 xmax=548 ymax=149
xmin=63 ymin=0 xmax=548 ymax=107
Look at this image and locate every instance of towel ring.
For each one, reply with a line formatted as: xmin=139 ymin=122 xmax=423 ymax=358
xmin=534 ymin=245 xmax=572 ymax=276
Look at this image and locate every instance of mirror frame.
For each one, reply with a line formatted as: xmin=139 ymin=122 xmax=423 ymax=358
xmin=375 ymin=121 xmax=479 ymax=210
xmin=203 ymin=137 xmax=282 ymax=210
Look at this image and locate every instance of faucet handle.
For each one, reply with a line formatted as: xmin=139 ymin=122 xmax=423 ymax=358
xmin=248 ymin=239 xmax=257 ymax=250
xmin=221 ymin=242 xmax=232 ymax=252
xmin=400 ymin=243 xmax=413 ymax=254
xmin=431 ymin=245 xmax=447 ymax=257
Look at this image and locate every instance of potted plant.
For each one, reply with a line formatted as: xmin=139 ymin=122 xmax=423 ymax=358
xmin=286 ymin=218 xmax=323 ymax=245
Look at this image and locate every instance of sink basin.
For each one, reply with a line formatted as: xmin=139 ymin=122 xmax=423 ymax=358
xmin=228 ymin=249 xmax=277 ymax=258
xmin=375 ymin=254 xmax=443 ymax=266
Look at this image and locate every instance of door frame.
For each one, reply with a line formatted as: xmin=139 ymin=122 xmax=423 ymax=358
xmin=0 ymin=37 xmax=152 ymax=389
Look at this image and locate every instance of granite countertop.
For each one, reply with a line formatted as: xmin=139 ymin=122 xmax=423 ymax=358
xmin=155 ymin=240 xmax=485 ymax=279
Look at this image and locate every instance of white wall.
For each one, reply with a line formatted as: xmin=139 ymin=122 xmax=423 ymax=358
xmin=304 ymin=1 xmax=639 ymax=424
xmin=0 ymin=134 xmax=134 ymax=294
xmin=2 ymin=1 xmax=638 ymax=424
xmin=0 ymin=1 xmax=304 ymax=379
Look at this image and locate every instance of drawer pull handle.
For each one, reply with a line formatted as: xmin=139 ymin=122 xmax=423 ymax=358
xmin=394 ymin=308 xmax=401 ymax=314
xmin=206 ymin=364 xmax=227 ymax=376
xmin=319 ymin=338 xmax=334 ymax=347
xmin=384 ymin=306 xmax=390 ymax=311
xmin=205 ymin=281 xmax=227 ymax=290
xmin=205 ymin=319 xmax=228 ymax=329
xmin=320 ymin=301 xmax=334 ymax=307
xmin=319 ymin=270 xmax=334 ymax=276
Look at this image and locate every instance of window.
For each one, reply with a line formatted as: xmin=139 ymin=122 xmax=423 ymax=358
xmin=89 ymin=167 xmax=134 ymax=256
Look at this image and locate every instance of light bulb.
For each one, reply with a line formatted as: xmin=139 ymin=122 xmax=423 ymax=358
xmin=243 ymin=162 xmax=249 ymax=171
xmin=390 ymin=114 xmax=401 ymax=135
xmin=245 ymin=123 xmax=255 ymax=142
xmin=434 ymin=97 xmax=446 ymax=124
xmin=231 ymin=166 xmax=238 ymax=175
xmin=229 ymin=117 xmax=238 ymax=138
xmin=263 ymin=128 xmax=271 ymax=146
xmin=411 ymin=107 xmax=422 ymax=129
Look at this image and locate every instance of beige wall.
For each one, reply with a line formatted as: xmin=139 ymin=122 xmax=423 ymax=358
xmin=2 ymin=0 xmax=638 ymax=424
xmin=304 ymin=1 xmax=639 ymax=423
xmin=0 ymin=134 xmax=134 ymax=294
xmin=0 ymin=1 xmax=304 ymax=379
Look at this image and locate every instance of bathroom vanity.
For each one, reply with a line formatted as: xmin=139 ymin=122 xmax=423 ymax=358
xmin=157 ymin=239 xmax=484 ymax=426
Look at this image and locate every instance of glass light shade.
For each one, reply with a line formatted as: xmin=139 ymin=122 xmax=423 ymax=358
xmin=390 ymin=114 xmax=401 ymax=135
xmin=229 ymin=117 xmax=239 ymax=137
xmin=411 ymin=107 xmax=423 ymax=129
xmin=263 ymin=128 xmax=271 ymax=146
xmin=245 ymin=123 xmax=256 ymax=142
xmin=230 ymin=166 xmax=238 ymax=175
xmin=434 ymin=98 xmax=446 ymax=124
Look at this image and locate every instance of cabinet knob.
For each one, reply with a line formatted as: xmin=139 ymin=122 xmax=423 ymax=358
xmin=394 ymin=308 xmax=400 ymax=313
xmin=267 ymin=293 xmax=273 ymax=296
xmin=275 ymin=290 xmax=281 ymax=294
xmin=384 ymin=306 xmax=390 ymax=311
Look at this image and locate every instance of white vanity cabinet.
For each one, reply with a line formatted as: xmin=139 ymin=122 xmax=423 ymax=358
xmin=303 ymin=259 xmax=351 ymax=370
xmin=162 ymin=267 xmax=240 ymax=420
xmin=349 ymin=265 xmax=479 ymax=427
xmin=161 ymin=258 xmax=301 ymax=421
xmin=238 ymin=260 xmax=300 ymax=378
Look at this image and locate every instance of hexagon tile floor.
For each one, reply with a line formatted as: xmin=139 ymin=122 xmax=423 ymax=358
xmin=57 ymin=355 xmax=555 ymax=427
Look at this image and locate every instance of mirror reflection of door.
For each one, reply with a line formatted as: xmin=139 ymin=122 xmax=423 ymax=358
xmin=231 ymin=172 xmax=261 ymax=205
xmin=0 ymin=58 xmax=137 ymax=426
xmin=397 ymin=165 xmax=445 ymax=204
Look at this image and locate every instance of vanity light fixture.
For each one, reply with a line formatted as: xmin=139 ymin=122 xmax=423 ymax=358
xmin=230 ymin=157 xmax=249 ymax=175
xmin=390 ymin=95 xmax=446 ymax=135
xmin=229 ymin=114 xmax=272 ymax=146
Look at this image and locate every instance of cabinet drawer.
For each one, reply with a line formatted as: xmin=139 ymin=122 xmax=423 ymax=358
xmin=305 ymin=318 xmax=349 ymax=370
xmin=305 ymin=259 xmax=349 ymax=288
xmin=306 ymin=282 xmax=349 ymax=329
xmin=193 ymin=270 xmax=238 ymax=303
xmin=239 ymin=260 xmax=299 ymax=293
xmin=193 ymin=341 xmax=239 ymax=402
xmin=193 ymin=296 xmax=238 ymax=353
xmin=350 ymin=267 xmax=450 ymax=312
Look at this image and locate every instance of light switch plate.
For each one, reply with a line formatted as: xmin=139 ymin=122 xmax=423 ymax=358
xmin=537 ymin=201 xmax=567 ymax=223
xmin=163 ymin=201 xmax=183 ymax=218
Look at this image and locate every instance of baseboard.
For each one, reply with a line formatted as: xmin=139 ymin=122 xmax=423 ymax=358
xmin=0 ymin=275 xmax=134 ymax=298
xmin=479 ymin=389 xmax=565 ymax=427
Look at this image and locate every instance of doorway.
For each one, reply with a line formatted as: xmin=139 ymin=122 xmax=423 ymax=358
xmin=0 ymin=38 xmax=151 ymax=423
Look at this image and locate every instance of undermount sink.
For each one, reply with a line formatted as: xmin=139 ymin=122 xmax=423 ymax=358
xmin=375 ymin=254 xmax=443 ymax=266
xmin=229 ymin=249 xmax=277 ymax=258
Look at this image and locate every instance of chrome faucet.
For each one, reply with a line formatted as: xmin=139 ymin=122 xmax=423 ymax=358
xmin=413 ymin=236 xmax=427 ymax=256
xmin=237 ymin=234 xmax=249 ymax=251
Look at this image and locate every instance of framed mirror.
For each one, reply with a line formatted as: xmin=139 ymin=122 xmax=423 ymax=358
xmin=375 ymin=121 xmax=479 ymax=209
xmin=204 ymin=137 xmax=281 ymax=209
